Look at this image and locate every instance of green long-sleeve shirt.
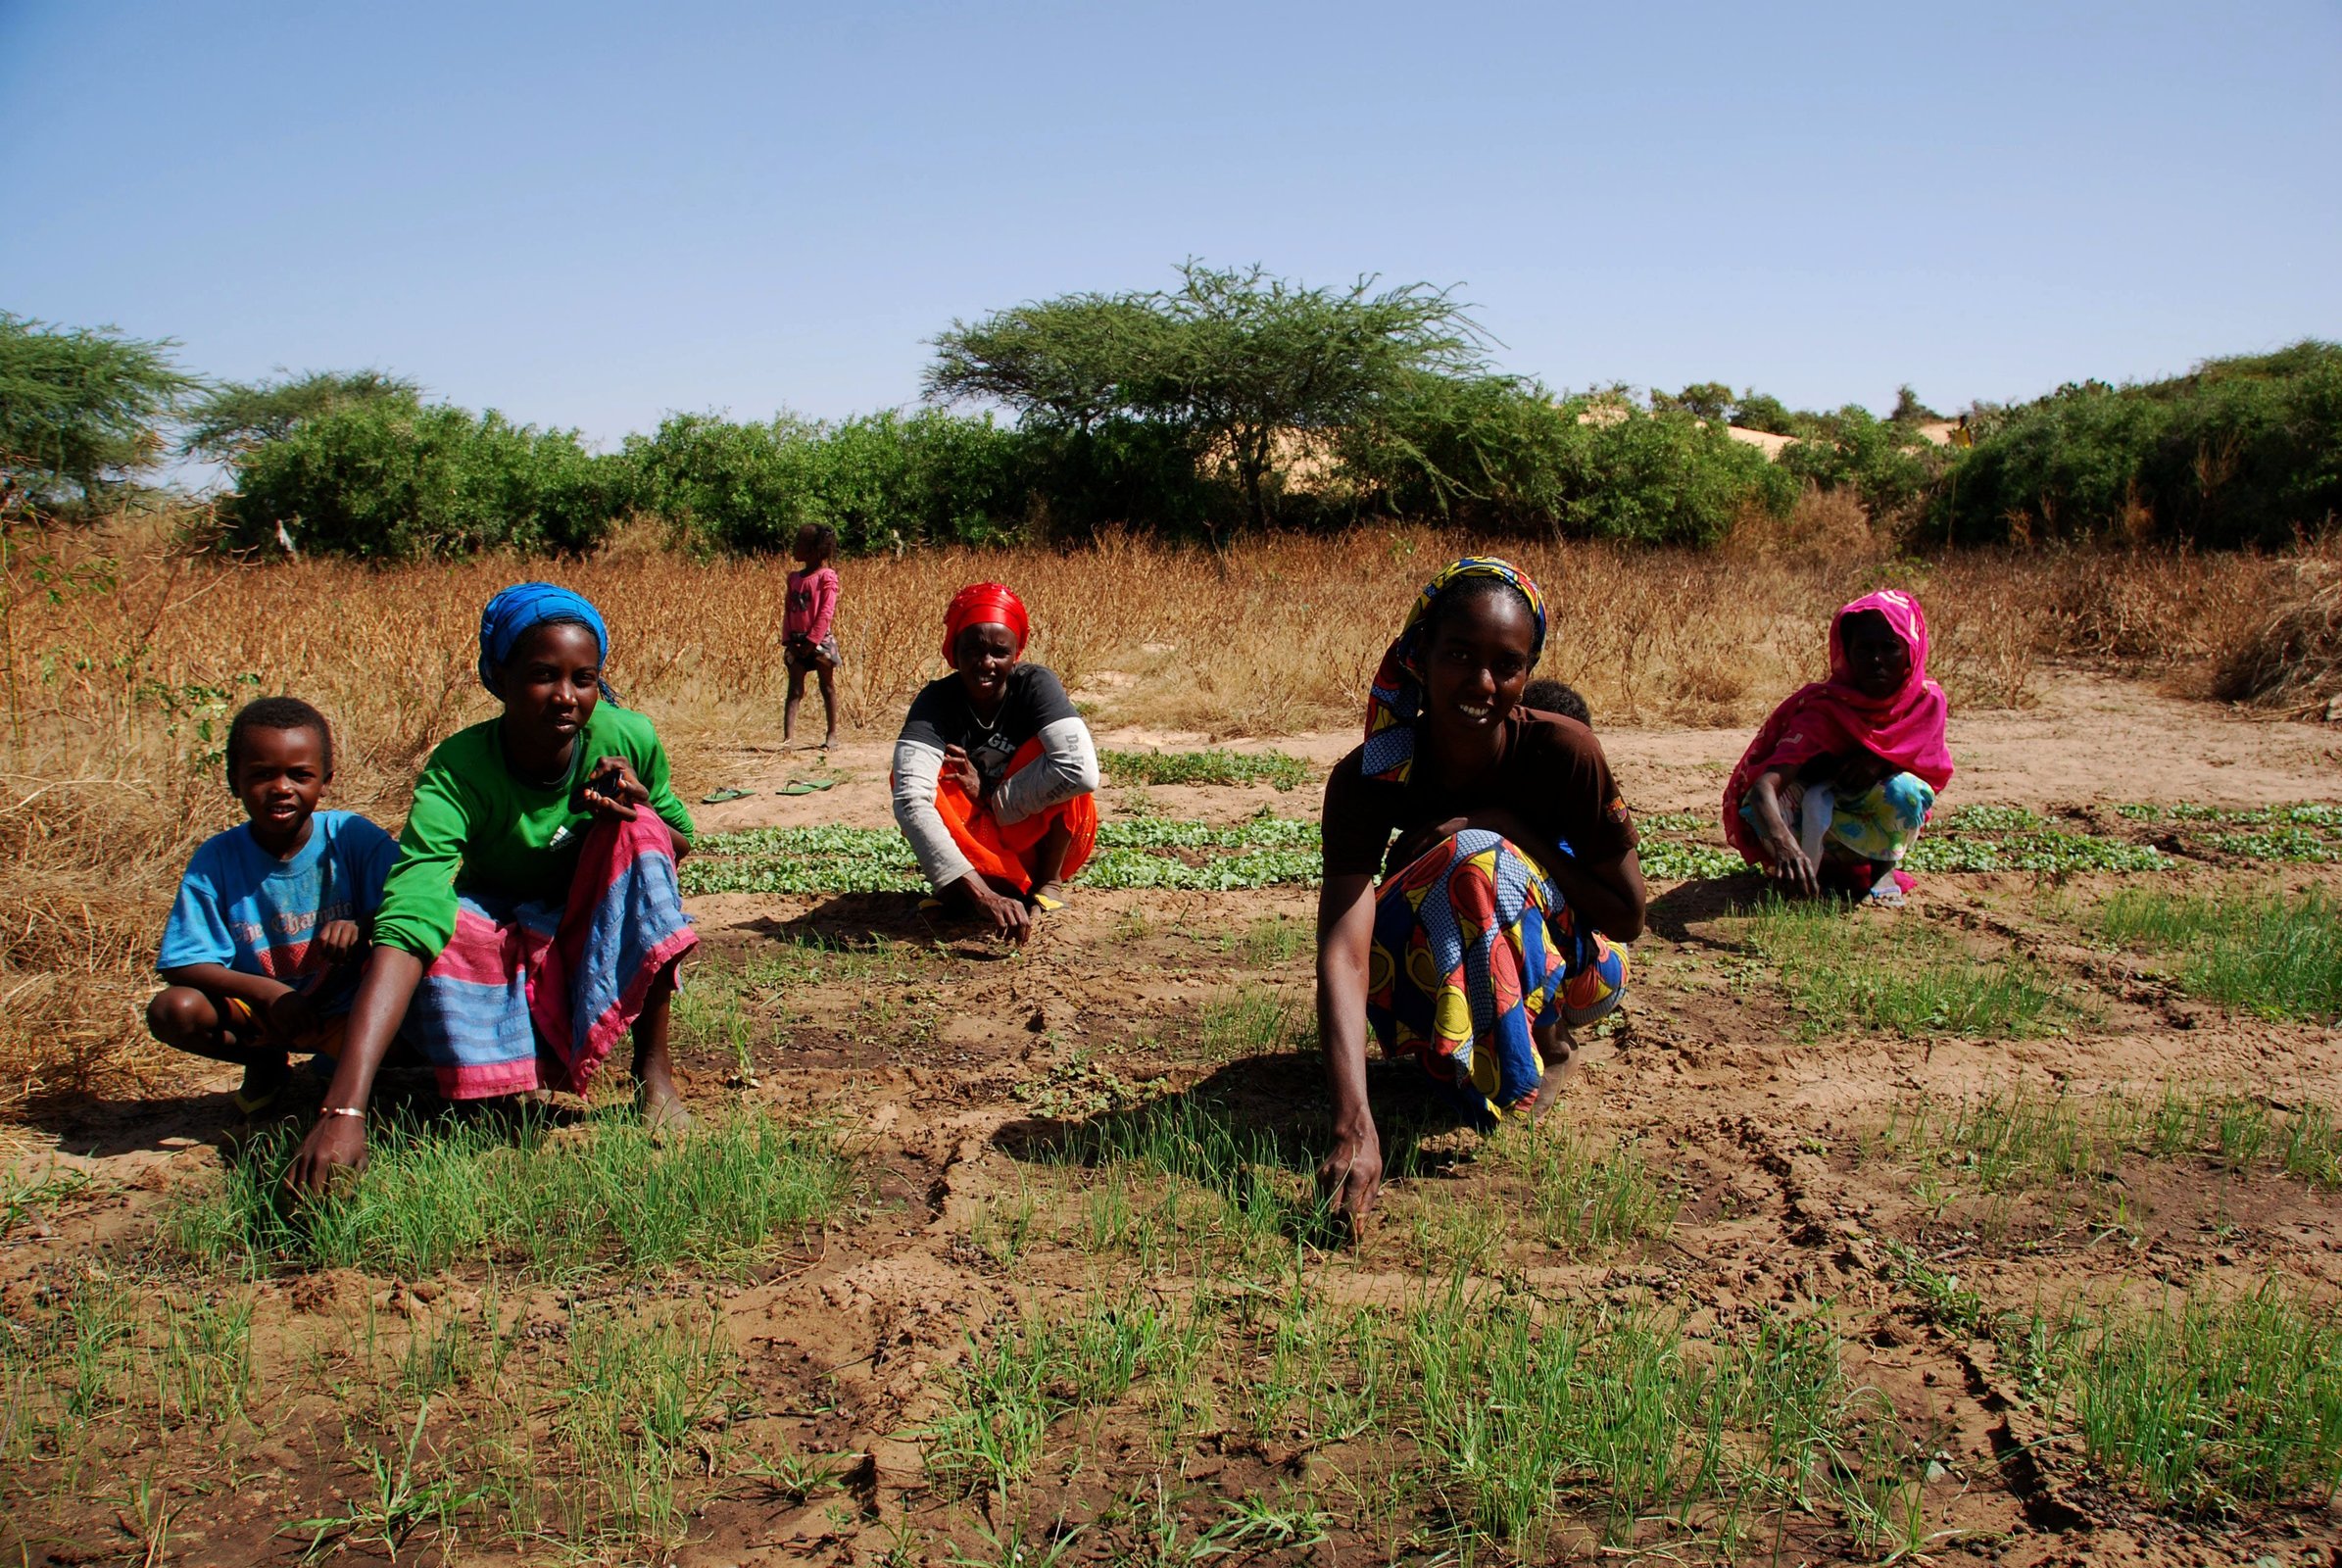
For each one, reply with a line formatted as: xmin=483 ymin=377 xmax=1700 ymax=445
xmin=372 ymin=705 xmax=695 ymax=960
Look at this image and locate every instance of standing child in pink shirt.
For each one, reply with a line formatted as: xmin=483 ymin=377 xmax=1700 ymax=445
xmin=783 ymin=523 xmax=842 ymax=751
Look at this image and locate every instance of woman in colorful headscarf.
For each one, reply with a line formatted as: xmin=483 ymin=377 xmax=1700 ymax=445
xmin=890 ymin=582 xmax=1100 ymax=943
xmin=1316 ymin=559 xmax=1646 ymax=1226
xmin=286 ymin=583 xmax=698 ymax=1194
xmin=1723 ymin=589 xmax=1955 ymax=906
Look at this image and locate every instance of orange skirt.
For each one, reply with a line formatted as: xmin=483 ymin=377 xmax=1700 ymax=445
xmin=932 ymin=736 xmax=1098 ymax=894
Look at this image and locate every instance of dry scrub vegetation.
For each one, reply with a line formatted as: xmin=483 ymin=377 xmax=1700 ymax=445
xmin=0 ymin=504 xmax=2326 ymax=1120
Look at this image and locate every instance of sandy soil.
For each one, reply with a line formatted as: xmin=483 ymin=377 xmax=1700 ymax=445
xmin=688 ymin=665 xmax=2342 ymax=836
xmin=5 ymin=668 xmax=2339 ymax=1565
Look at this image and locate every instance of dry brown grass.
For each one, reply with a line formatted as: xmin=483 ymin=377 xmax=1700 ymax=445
xmin=0 ymin=508 xmax=2308 ymax=1117
xmin=2215 ymin=549 xmax=2342 ymax=717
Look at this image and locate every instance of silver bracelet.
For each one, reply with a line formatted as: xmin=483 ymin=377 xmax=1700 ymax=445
xmin=317 ymin=1105 xmax=365 ymax=1118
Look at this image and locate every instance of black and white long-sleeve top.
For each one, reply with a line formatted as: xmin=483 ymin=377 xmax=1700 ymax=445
xmin=889 ymin=663 xmax=1101 ymax=891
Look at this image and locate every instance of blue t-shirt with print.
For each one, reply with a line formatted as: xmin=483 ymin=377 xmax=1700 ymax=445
xmin=158 ymin=810 xmax=401 ymax=1015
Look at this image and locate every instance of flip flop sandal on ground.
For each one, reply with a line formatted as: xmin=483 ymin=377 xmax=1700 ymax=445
xmin=778 ymin=777 xmax=839 ymax=796
xmin=700 ymin=787 xmax=754 ymax=804
xmin=230 ymin=1066 xmax=293 ymax=1118
xmin=1030 ymin=891 xmax=1068 ymax=913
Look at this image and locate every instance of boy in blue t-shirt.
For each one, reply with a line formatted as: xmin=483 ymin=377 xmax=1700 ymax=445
xmin=150 ymin=697 xmax=400 ymax=1115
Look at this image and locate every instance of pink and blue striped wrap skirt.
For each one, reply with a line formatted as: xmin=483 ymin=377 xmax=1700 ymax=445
xmin=405 ymin=811 xmax=697 ymax=1100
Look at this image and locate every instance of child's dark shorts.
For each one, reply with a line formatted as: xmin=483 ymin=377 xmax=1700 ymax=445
xmin=785 ymin=635 xmax=842 ymax=674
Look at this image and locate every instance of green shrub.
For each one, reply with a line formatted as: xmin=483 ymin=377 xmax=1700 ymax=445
xmin=1651 ymin=380 xmax=1733 ymax=422
xmin=1932 ymin=341 xmax=2342 ymax=548
xmin=179 ymin=369 xmax=420 ymax=463
xmin=622 ymin=408 xmax=1031 ymax=554
xmin=1729 ymin=391 xmax=1813 ymax=438
xmin=222 ymin=400 xmax=627 ymax=560
xmin=1012 ymin=416 xmax=1218 ymax=540
xmin=1338 ymin=376 xmax=1794 ymax=545
xmin=1553 ymin=395 xmax=1797 ymax=544
xmin=617 ymin=412 xmax=825 ymax=554
xmin=1778 ymin=404 xmax=1943 ymax=525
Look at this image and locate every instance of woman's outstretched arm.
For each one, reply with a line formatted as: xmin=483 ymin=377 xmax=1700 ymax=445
xmin=1743 ymin=769 xmax=1818 ymax=896
xmin=284 ymin=944 xmax=425 ymax=1195
xmin=286 ymin=758 xmax=470 ymax=1196
xmin=1314 ymin=871 xmax=1382 ymax=1228
xmin=891 ymin=737 xmax=1029 ymax=941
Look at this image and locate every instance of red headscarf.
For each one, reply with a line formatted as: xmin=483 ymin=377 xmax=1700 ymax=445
xmin=942 ymin=582 xmax=1030 ymax=663
xmin=1722 ymin=589 xmax=1955 ymax=864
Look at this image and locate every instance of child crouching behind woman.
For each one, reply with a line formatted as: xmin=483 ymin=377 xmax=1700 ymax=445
xmin=149 ymin=698 xmax=400 ymax=1115
xmin=1521 ymin=679 xmax=1590 ymax=726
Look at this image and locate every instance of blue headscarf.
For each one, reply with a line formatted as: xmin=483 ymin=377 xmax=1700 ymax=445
xmin=477 ymin=583 xmax=614 ymax=699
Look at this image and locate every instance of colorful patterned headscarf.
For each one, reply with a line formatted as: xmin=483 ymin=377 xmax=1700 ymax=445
xmin=942 ymin=582 xmax=1030 ymax=663
xmin=1361 ymin=557 xmax=1547 ymax=784
xmin=1721 ymin=588 xmax=1955 ymax=863
xmin=477 ymin=582 xmax=615 ymax=700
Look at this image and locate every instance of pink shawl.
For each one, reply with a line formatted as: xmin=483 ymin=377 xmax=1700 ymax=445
xmin=1722 ymin=589 xmax=1955 ymax=864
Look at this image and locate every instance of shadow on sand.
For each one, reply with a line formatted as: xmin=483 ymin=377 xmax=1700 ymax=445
xmin=991 ymin=1049 xmax=1488 ymax=1245
xmin=1641 ymin=871 xmax=1774 ymax=947
xmin=721 ymin=891 xmax=1021 ymax=960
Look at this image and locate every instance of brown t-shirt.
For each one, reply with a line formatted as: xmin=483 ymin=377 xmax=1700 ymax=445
xmin=1320 ymin=710 xmax=1638 ymax=881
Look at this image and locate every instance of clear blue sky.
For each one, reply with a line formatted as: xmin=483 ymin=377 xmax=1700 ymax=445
xmin=4 ymin=1 xmax=2336 ymax=452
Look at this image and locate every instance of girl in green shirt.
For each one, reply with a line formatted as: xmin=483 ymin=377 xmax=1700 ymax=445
xmin=287 ymin=584 xmax=697 ymax=1195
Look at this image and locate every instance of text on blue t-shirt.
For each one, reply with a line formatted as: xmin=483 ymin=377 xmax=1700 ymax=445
xmin=158 ymin=809 xmax=401 ymax=1014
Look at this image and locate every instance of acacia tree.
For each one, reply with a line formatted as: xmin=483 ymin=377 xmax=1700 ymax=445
xmin=180 ymin=368 xmax=420 ymax=463
xmin=0 ymin=312 xmax=199 ymax=517
xmin=926 ymin=262 xmax=1488 ymax=533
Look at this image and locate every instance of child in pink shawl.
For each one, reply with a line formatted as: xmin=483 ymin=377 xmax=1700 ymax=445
xmin=1723 ymin=590 xmax=1955 ymax=906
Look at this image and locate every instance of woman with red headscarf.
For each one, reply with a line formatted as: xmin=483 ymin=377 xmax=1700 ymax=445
xmin=890 ymin=583 xmax=1100 ymax=942
xmin=1723 ymin=589 xmax=1956 ymax=906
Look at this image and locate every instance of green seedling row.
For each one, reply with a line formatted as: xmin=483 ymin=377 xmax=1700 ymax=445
xmin=684 ymin=803 xmax=2342 ymax=896
xmin=1100 ymin=748 xmax=1311 ymax=791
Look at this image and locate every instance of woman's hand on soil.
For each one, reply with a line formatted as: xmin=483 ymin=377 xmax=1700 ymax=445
xmin=976 ymin=885 xmax=1031 ymax=944
xmin=941 ymin=745 xmax=983 ymax=801
xmin=1768 ymin=841 xmax=1820 ymax=898
xmin=284 ymin=1113 xmax=367 ymax=1198
xmin=581 ymin=756 xmax=647 ymax=821
xmin=1316 ymin=1123 xmax=1384 ymax=1232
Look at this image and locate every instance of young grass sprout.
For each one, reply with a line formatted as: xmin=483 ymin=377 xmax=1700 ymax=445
xmin=1738 ymin=893 xmax=2074 ymax=1039
xmin=174 ymin=1106 xmax=853 ymax=1279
